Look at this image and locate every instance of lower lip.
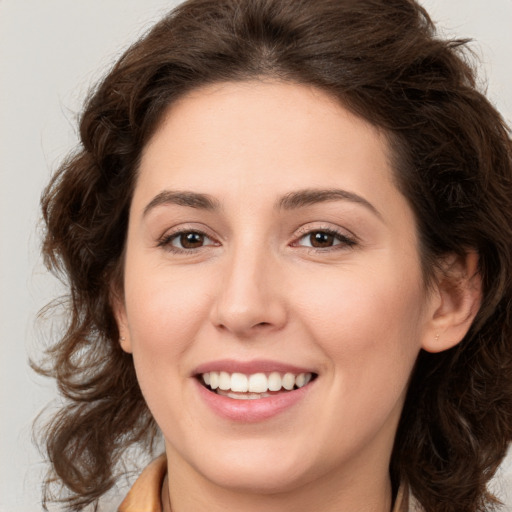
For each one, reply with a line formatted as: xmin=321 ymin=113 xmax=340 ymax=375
xmin=194 ymin=379 xmax=313 ymax=422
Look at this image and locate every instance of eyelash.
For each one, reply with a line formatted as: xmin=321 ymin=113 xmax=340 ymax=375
xmin=157 ymin=229 xmax=218 ymax=254
xmin=157 ymin=226 xmax=357 ymax=254
xmin=293 ymin=227 xmax=357 ymax=252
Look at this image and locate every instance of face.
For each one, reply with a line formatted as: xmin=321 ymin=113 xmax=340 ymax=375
xmin=116 ymin=81 xmax=437 ymax=495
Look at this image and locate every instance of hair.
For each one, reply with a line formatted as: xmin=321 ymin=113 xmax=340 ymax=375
xmin=37 ymin=0 xmax=512 ymax=510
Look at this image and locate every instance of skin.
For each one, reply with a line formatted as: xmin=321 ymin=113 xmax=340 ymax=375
xmin=115 ymin=81 xmax=480 ymax=512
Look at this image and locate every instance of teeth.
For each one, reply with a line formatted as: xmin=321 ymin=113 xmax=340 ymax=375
xmin=218 ymin=390 xmax=271 ymax=400
xmin=209 ymin=371 xmax=219 ymax=389
xmin=248 ymin=373 xmax=268 ymax=393
xmin=231 ymin=372 xmax=248 ymax=392
xmin=268 ymin=372 xmax=282 ymax=391
xmin=219 ymin=371 xmax=231 ymax=390
xmin=296 ymin=373 xmax=307 ymax=388
xmin=201 ymin=371 xmax=313 ymax=394
xmin=282 ymin=373 xmax=295 ymax=390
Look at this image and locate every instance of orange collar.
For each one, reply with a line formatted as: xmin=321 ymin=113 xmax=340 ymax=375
xmin=118 ymin=454 xmax=167 ymax=512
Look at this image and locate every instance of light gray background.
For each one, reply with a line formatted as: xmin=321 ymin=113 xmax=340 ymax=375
xmin=1 ymin=1 xmax=511 ymax=510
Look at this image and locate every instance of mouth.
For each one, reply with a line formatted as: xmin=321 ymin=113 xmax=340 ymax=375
xmin=198 ymin=371 xmax=317 ymax=400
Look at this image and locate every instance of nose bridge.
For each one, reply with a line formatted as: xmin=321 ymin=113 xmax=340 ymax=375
xmin=211 ymin=234 xmax=286 ymax=336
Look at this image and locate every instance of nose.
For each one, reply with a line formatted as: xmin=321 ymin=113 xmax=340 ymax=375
xmin=210 ymin=245 xmax=288 ymax=338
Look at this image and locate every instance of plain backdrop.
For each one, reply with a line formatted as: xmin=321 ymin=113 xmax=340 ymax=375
xmin=1 ymin=1 xmax=511 ymax=510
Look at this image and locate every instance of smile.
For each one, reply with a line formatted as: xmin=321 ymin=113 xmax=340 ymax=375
xmin=200 ymin=371 xmax=314 ymax=399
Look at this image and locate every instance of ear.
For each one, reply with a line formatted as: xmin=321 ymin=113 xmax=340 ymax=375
xmin=110 ymin=287 xmax=133 ymax=354
xmin=422 ymin=251 xmax=482 ymax=353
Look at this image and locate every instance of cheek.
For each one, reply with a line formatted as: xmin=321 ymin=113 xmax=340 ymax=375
xmin=294 ymin=261 xmax=426 ymax=388
xmin=123 ymin=257 xmax=214 ymax=364
xmin=121 ymin=260 xmax=217 ymax=430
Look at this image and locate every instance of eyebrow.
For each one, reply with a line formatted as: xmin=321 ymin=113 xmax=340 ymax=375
xmin=143 ymin=187 xmax=381 ymax=219
xmin=143 ymin=190 xmax=221 ymax=216
xmin=277 ymin=188 xmax=382 ymax=219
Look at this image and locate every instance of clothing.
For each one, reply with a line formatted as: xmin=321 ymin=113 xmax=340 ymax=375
xmin=118 ymin=455 xmax=167 ymax=512
xmin=118 ymin=455 xmax=415 ymax=512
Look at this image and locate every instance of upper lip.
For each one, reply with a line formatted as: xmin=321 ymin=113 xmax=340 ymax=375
xmin=193 ymin=359 xmax=317 ymax=376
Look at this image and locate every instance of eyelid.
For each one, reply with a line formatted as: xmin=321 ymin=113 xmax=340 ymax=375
xmin=156 ymin=224 xmax=220 ymax=252
xmin=155 ymin=222 xmax=357 ymax=253
xmin=291 ymin=224 xmax=358 ymax=249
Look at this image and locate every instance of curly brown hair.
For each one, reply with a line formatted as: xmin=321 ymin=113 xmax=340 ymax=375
xmin=37 ymin=0 xmax=512 ymax=510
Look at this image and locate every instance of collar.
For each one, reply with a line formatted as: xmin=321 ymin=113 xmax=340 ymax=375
xmin=118 ymin=454 xmax=167 ymax=512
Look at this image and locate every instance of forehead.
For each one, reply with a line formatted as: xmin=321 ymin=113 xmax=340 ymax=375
xmin=144 ymin=80 xmax=388 ymax=159
xmin=134 ymin=80 xmax=409 ymax=226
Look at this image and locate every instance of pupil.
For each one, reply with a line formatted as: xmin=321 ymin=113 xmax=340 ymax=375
xmin=181 ymin=232 xmax=203 ymax=248
xmin=312 ymin=231 xmax=333 ymax=247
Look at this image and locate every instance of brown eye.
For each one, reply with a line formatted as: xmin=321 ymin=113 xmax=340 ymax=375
xmin=177 ymin=232 xmax=205 ymax=249
xmin=158 ymin=230 xmax=217 ymax=252
xmin=309 ymin=231 xmax=335 ymax=248
xmin=295 ymin=229 xmax=355 ymax=250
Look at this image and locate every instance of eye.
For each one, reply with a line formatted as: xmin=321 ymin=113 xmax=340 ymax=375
xmin=295 ymin=229 xmax=356 ymax=249
xmin=158 ymin=230 xmax=218 ymax=252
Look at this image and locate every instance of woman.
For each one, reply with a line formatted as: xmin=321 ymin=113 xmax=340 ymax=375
xmin=37 ymin=0 xmax=512 ymax=510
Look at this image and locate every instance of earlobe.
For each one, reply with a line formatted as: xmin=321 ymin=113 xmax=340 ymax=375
xmin=118 ymin=333 xmax=133 ymax=353
xmin=110 ymin=288 xmax=133 ymax=354
xmin=422 ymin=251 xmax=481 ymax=353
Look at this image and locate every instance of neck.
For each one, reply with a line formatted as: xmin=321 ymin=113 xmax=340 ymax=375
xmin=162 ymin=455 xmax=393 ymax=512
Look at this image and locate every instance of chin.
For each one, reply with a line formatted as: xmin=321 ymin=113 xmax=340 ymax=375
xmin=205 ymin=465 xmax=310 ymax=495
xmin=190 ymin=444 xmax=320 ymax=495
